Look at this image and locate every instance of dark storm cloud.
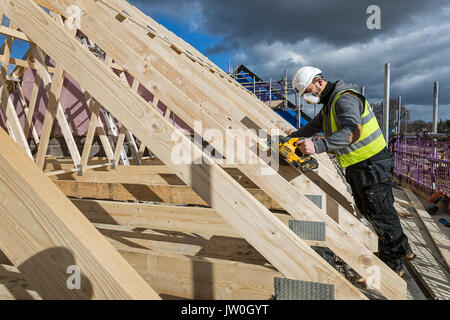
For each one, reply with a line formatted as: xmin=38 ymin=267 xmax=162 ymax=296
xmin=131 ymin=0 xmax=450 ymax=121
xmin=133 ymin=0 xmax=440 ymax=47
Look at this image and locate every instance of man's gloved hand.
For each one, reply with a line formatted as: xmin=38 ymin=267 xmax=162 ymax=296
xmin=294 ymin=139 xmax=316 ymax=155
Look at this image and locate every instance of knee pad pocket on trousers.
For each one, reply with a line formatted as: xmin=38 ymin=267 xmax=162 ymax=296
xmin=373 ymin=158 xmax=394 ymax=185
xmin=347 ymin=165 xmax=379 ymax=188
xmin=366 ymin=185 xmax=401 ymax=228
xmin=366 ymin=186 xmax=392 ymax=218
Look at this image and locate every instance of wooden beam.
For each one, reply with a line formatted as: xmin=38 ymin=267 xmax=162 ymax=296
xmin=96 ymin=223 xmax=281 ymax=300
xmin=72 ymin=199 xmax=326 ymax=247
xmin=106 ymin=0 xmax=226 ymax=76
xmin=0 ymin=128 xmax=160 ymax=299
xmin=14 ymin=80 xmax=40 ymax=145
xmin=10 ymin=0 xmax=364 ymax=299
xmin=79 ymin=91 xmax=115 ymax=163
xmin=121 ymin=250 xmax=278 ymax=300
xmin=0 ymin=35 xmax=33 ymax=158
xmin=31 ymin=33 xmax=81 ymax=169
xmin=0 ymin=264 xmax=42 ymax=300
xmin=34 ymin=61 xmax=66 ymax=168
xmin=396 ymin=192 xmax=450 ymax=300
xmin=50 ymin=165 xmax=255 ymax=187
xmin=404 ymin=188 xmax=450 ymax=272
xmin=96 ymin=118 xmax=115 ymax=161
xmin=114 ymin=125 xmax=127 ymax=164
xmin=394 ymin=176 xmax=450 ymax=214
xmin=0 ymin=55 xmax=55 ymax=72
xmin=95 ymin=222 xmax=270 ymax=266
xmin=0 ymin=25 xmax=30 ymax=41
xmin=55 ymin=180 xmax=284 ymax=211
xmin=395 ymin=198 xmax=415 ymax=208
xmin=81 ymin=99 xmax=102 ymax=168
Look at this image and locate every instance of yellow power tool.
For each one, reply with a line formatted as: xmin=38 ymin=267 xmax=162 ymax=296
xmin=274 ymin=136 xmax=319 ymax=173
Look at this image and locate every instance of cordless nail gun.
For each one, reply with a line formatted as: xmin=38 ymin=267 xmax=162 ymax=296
xmin=269 ymin=136 xmax=319 ymax=173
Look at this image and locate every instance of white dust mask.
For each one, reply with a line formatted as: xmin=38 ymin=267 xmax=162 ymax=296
xmin=303 ymin=93 xmax=320 ymax=104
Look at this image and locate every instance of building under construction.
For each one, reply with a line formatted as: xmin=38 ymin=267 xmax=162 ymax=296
xmin=0 ymin=0 xmax=448 ymax=301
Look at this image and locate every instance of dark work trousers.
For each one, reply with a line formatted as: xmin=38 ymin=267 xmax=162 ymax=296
xmin=345 ymin=148 xmax=412 ymax=271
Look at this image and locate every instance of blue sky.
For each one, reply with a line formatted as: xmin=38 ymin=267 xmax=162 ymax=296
xmin=1 ymin=16 xmax=30 ymax=74
xmin=148 ymin=15 xmax=231 ymax=72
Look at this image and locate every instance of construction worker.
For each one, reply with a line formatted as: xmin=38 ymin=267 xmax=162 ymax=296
xmin=286 ymin=66 xmax=415 ymax=277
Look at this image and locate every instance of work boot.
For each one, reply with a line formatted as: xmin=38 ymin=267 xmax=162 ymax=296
xmin=395 ymin=266 xmax=406 ymax=278
xmin=404 ymin=245 xmax=416 ymax=261
xmin=405 ymin=252 xmax=416 ymax=261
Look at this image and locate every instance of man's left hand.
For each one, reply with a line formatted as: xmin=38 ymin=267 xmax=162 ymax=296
xmin=295 ymin=139 xmax=316 ymax=155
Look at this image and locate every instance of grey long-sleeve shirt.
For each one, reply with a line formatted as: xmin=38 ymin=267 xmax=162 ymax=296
xmin=289 ymin=81 xmax=364 ymax=154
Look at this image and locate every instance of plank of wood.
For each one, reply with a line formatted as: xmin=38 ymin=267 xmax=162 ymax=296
xmin=79 ymin=88 xmax=115 ymax=164
xmin=0 ymin=55 xmax=55 ymax=73
xmin=34 ymin=62 xmax=66 ymax=168
xmin=396 ymin=194 xmax=450 ymax=300
xmin=137 ymin=142 xmax=146 ymax=162
xmin=394 ymin=203 xmax=413 ymax=218
xmin=126 ymin=251 xmax=278 ymax=300
xmin=45 ymin=158 xmax=313 ymax=177
xmin=55 ymin=180 xmax=282 ymax=211
xmin=31 ymin=30 xmax=81 ymax=168
xmin=0 ymin=91 xmax=33 ymax=159
xmin=95 ymin=224 xmax=281 ymax=299
xmin=51 ymin=164 xmax=114 ymax=177
xmin=72 ymin=199 xmax=326 ymax=247
xmin=94 ymin=222 xmax=268 ymax=264
xmin=50 ymin=165 xmax=256 ymax=187
xmin=12 ymin=0 xmax=364 ymax=299
xmin=105 ymin=0 xmax=227 ymax=76
xmin=394 ymin=176 xmax=450 ymax=214
xmin=403 ymin=188 xmax=450 ymax=272
xmin=0 ymin=36 xmax=33 ymax=159
xmin=14 ymin=81 xmax=40 ymax=145
xmin=8 ymin=57 xmax=36 ymax=134
xmin=0 ymin=264 xmax=42 ymax=300
xmin=0 ymin=25 xmax=30 ymax=41
xmin=114 ymin=125 xmax=127 ymax=164
xmin=0 ymin=128 xmax=160 ymax=299
xmin=96 ymin=117 xmax=115 ymax=161
xmin=81 ymin=99 xmax=102 ymax=168
xmin=395 ymin=198 xmax=415 ymax=208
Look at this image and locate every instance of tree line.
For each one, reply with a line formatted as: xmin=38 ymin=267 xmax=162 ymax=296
xmin=371 ymin=99 xmax=449 ymax=134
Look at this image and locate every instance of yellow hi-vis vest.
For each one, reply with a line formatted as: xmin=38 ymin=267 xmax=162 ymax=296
xmin=323 ymin=89 xmax=386 ymax=168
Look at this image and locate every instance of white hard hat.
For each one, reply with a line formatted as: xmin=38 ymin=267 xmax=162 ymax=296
xmin=292 ymin=66 xmax=322 ymax=96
